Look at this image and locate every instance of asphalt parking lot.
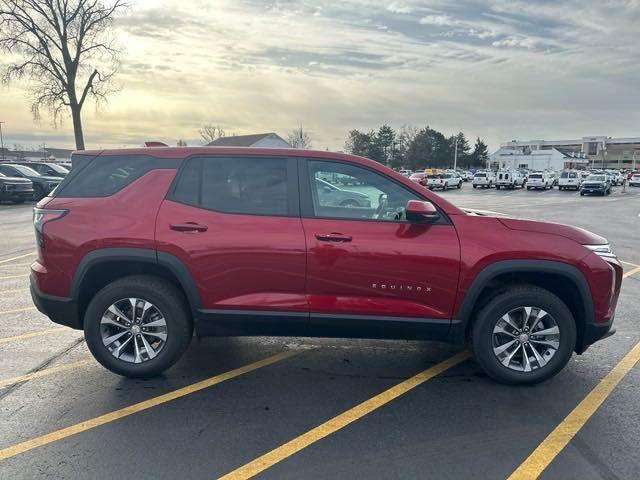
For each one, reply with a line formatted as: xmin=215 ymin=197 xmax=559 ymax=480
xmin=1 ymin=185 xmax=639 ymax=479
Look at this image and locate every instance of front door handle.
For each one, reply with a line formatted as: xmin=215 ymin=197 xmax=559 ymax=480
xmin=315 ymin=232 xmax=352 ymax=242
xmin=170 ymin=222 xmax=208 ymax=233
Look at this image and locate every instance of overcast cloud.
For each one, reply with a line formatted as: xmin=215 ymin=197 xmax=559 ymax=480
xmin=1 ymin=0 xmax=639 ymax=151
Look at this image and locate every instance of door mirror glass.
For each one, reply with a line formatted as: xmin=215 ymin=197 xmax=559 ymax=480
xmin=406 ymin=200 xmax=439 ymax=223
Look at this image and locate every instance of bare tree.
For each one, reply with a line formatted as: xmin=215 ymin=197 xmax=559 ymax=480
xmin=199 ymin=124 xmax=226 ymax=144
xmin=0 ymin=0 xmax=127 ymax=150
xmin=288 ymin=125 xmax=312 ymax=149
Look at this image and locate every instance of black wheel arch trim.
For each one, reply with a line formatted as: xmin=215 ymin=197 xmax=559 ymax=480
xmin=70 ymin=247 xmax=202 ymax=309
xmin=449 ymin=259 xmax=594 ymax=343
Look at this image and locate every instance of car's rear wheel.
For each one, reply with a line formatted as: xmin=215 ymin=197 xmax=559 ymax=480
xmin=84 ymin=275 xmax=193 ymax=378
xmin=340 ymin=199 xmax=360 ymax=207
xmin=471 ymin=285 xmax=576 ymax=385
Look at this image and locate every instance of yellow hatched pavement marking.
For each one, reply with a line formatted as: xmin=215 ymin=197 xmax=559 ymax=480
xmin=0 ymin=274 xmax=30 ymax=280
xmin=0 ymin=252 xmax=36 ymax=265
xmin=0 ymin=359 xmax=94 ymax=388
xmin=0 ymin=350 xmax=299 ymax=461
xmin=623 ymin=265 xmax=640 ymax=279
xmin=219 ymin=351 xmax=470 ymax=480
xmin=507 ymin=341 xmax=640 ymax=480
xmin=0 ymin=328 xmax=67 ymax=344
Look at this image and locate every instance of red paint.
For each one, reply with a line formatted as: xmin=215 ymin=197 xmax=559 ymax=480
xmin=32 ymin=146 xmax=622 ymax=333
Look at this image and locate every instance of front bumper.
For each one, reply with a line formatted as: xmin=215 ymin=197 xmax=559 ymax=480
xmin=0 ymin=189 xmax=34 ymax=200
xmin=577 ymin=318 xmax=616 ymax=354
xmin=30 ymin=276 xmax=82 ymax=329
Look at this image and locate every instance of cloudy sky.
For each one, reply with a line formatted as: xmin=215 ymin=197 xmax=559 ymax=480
xmin=1 ymin=0 xmax=639 ymax=152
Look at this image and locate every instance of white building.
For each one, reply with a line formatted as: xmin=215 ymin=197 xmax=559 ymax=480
xmin=494 ymin=136 xmax=640 ymax=170
xmin=207 ymin=132 xmax=290 ymax=148
xmin=489 ymin=146 xmax=589 ymax=171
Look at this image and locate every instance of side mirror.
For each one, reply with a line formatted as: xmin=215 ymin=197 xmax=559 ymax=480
xmin=406 ymin=200 xmax=439 ymax=223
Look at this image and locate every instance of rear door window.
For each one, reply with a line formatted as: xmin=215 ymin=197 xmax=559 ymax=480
xmin=171 ymin=156 xmax=296 ymax=216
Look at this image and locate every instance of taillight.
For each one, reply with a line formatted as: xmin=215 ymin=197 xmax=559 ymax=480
xmin=33 ymin=208 xmax=68 ymax=248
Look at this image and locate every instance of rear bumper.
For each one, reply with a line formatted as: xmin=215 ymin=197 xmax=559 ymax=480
xmin=30 ymin=276 xmax=82 ymax=329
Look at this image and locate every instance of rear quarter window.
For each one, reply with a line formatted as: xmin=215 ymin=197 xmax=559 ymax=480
xmin=54 ymin=155 xmax=178 ymax=198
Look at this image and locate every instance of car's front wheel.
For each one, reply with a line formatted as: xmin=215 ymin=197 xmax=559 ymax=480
xmin=472 ymin=285 xmax=576 ymax=385
xmin=84 ymin=275 xmax=193 ymax=378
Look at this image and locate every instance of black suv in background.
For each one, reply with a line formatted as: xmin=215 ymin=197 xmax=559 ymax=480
xmin=0 ymin=172 xmax=34 ymax=203
xmin=16 ymin=161 xmax=69 ymax=178
xmin=0 ymin=164 xmax=61 ymax=200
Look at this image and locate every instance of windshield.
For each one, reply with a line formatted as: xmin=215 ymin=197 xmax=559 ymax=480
xmin=475 ymin=173 xmax=486 ymax=177
xmin=47 ymin=163 xmax=69 ymax=174
xmin=529 ymin=174 xmax=542 ymax=179
xmin=587 ymin=175 xmax=605 ymax=181
xmin=8 ymin=164 xmax=40 ymax=176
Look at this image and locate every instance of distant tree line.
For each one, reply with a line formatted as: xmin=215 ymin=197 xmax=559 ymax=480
xmin=344 ymin=124 xmax=489 ymax=170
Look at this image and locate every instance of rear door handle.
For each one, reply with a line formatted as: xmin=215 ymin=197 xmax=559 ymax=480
xmin=170 ymin=222 xmax=208 ymax=233
xmin=315 ymin=233 xmax=352 ymax=242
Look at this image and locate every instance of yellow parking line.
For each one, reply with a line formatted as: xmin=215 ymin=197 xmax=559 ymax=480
xmin=219 ymin=351 xmax=470 ymax=480
xmin=507 ymin=340 xmax=640 ymax=480
xmin=0 ymin=359 xmax=94 ymax=388
xmin=0 ymin=349 xmax=298 ymax=461
xmin=0 ymin=274 xmax=30 ymax=280
xmin=0 ymin=263 xmax=31 ymax=268
xmin=623 ymin=266 xmax=640 ymax=279
xmin=0 ymin=328 xmax=67 ymax=344
xmin=0 ymin=306 xmax=36 ymax=315
xmin=0 ymin=252 xmax=36 ymax=265
xmin=620 ymin=260 xmax=640 ymax=268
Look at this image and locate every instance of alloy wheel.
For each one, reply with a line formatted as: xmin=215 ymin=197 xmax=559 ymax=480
xmin=100 ymin=298 xmax=168 ymax=363
xmin=491 ymin=306 xmax=560 ymax=372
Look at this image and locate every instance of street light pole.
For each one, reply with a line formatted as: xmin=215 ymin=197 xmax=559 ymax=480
xmin=453 ymin=137 xmax=458 ymax=170
xmin=0 ymin=121 xmax=5 ymax=162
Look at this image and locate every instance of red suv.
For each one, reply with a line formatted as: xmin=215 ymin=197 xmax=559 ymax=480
xmin=30 ymin=147 xmax=622 ymax=384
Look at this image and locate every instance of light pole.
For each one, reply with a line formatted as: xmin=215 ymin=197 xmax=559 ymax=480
xmin=453 ymin=136 xmax=458 ymax=170
xmin=0 ymin=121 xmax=5 ymax=162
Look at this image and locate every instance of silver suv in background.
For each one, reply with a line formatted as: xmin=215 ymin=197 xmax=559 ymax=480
xmin=472 ymin=171 xmax=494 ymax=188
xmin=526 ymin=172 xmax=552 ymax=190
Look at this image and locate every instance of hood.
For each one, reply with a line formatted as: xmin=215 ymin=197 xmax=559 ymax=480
xmin=498 ymin=217 xmax=607 ymax=244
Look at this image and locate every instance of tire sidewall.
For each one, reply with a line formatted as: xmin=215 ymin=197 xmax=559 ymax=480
xmin=472 ymin=288 xmax=576 ymax=385
xmin=84 ymin=279 xmax=192 ymax=377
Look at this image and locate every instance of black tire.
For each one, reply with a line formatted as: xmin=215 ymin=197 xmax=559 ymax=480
xmin=471 ymin=285 xmax=576 ymax=385
xmin=84 ymin=275 xmax=193 ymax=378
xmin=457 ymin=182 xmax=461 ymax=189
xmin=473 ymin=184 xmax=477 ymax=189
xmin=340 ymin=199 xmax=359 ymax=207
xmin=580 ymin=191 xmax=585 ymax=196
xmin=33 ymin=185 xmax=46 ymax=201
xmin=526 ymin=186 xmax=531 ymax=190
xmin=496 ymin=185 xmax=500 ymax=190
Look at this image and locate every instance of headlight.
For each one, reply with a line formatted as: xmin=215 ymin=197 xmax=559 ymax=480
xmin=584 ymin=244 xmax=616 ymax=258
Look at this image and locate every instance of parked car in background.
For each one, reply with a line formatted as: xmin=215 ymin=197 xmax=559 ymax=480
xmin=629 ymin=174 xmax=640 ymax=187
xmin=579 ymin=171 xmax=591 ymax=184
xmin=0 ymin=172 xmax=34 ymax=204
xmin=398 ymin=169 xmax=413 ymax=177
xmin=443 ymin=172 xmax=463 ymax=189
xmin=409 ymin=172 xmax=426 ymax=185
xmin=472 ymin=171 xmax=494 ymax=188
xmin=580 ymin=174 xmax=611 ymax=196
xmin=526 ymin=172 xmax=552 ymax=190
xmin=16 ymin=162 xmax=69 ymax=178
xmin=496 ymin=170 xmax=525 ymax=189
xmin=546 ymin=171 xmax=559 ymax=186
xmin=626 ymin=170 xmax=639 ymax=180
xmin=426 ymin=173 xmax=446 ymax=190
xmin=316 ymin=178 xmax=372 ymax=207
xmin=608 ymin=171 xmax=624 ymax=186
xmin=461 ymin=171 xmax=473 ymax=181
xmin=558 ymin=170 xmax=581 ymax=191
xmin=0 ymin=163 xmax=62 ymax=200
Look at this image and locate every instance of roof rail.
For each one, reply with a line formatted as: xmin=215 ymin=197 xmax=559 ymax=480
xmin=144 ymin=141 xmax=169 ymax=147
